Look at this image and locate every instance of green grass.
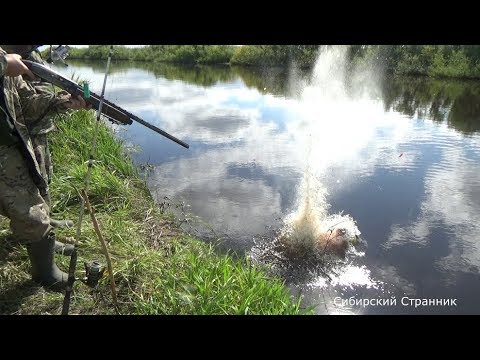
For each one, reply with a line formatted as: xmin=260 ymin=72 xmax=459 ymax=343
xmin=0 ymin=109 xmax=307 ymax=315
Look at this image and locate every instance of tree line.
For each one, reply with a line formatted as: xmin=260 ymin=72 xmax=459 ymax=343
xmin=63 ymin=45 xmax=480 ymax=79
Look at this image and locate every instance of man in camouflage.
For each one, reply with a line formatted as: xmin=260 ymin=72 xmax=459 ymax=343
xmin=3 ymin=48 xmax=71 ymax=205
xmin=1 ymin=46 xmax=78 ymax=257
xmin=0 ymin=46 xmax=89 ymax=290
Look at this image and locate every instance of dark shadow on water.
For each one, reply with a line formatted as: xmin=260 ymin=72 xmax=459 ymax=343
xmin=66 ymin=59 xmax=480 ymax=137
xmin=381 ymin=75 xmax=480 ymax=134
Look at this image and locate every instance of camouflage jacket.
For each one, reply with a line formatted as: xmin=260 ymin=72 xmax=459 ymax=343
xmin=22 ymin=50 xmax=60 ymax=135
xmin=0 ymin=47 xmax=71 ymax=189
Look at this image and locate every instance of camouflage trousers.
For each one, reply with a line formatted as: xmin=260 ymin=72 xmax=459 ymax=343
xmin=32 ymin=133 xmax=52 ymax=206
xmin=0 ymin=143 xmax=52 ymax=243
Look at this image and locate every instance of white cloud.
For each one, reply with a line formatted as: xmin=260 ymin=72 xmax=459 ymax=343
xmin=383 ymin=124 xmax=480 ymax=277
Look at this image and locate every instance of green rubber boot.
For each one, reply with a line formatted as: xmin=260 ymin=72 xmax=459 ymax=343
xmin=50 ymin=219 xmax=75 ymax=256
xmin=26 ymin=233 xmax=68 ymax=291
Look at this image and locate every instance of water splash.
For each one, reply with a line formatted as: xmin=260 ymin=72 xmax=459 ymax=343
xmin=305 ymin=45 xmax=349 ymax=100
xmin=278 ymin=46 xmax=362 ymax=257
xmin=279 ymin=167 xmax=329 ymax=256
xmin=278 ymin=167 xmax=361 ymax=257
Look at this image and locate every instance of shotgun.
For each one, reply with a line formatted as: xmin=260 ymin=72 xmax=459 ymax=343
xmin=23 ymin=59 xmax=189 ymax=149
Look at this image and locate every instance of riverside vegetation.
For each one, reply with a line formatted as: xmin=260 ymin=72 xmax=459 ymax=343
xmin=0 ymin=109 xmax=306 ymax=315
xmin=66 ymin=45 xmax=480 ymax=79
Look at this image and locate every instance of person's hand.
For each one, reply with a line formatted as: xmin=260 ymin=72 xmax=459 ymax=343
xmin=64 ymin=94 xmax=92 ymax=110
xmin=4 ymin=54 xmax=35 ymax=79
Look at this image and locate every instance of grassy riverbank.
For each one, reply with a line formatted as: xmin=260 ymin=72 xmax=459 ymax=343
xmin=65 ymin=45 xmax=480 ymax=80
xmin=0 ymin=110 xmax=307 ymax=315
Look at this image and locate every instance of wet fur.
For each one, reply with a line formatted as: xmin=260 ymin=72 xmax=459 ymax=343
xmin=316 ymin=228 xmax=348 ymax=258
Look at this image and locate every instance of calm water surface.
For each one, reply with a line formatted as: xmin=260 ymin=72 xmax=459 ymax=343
xmin=56 ymin=49 xmax=480 ymax=314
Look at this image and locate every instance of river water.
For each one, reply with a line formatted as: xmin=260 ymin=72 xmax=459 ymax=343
xmin=54 ymin=46 xmax=480 ymax=314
